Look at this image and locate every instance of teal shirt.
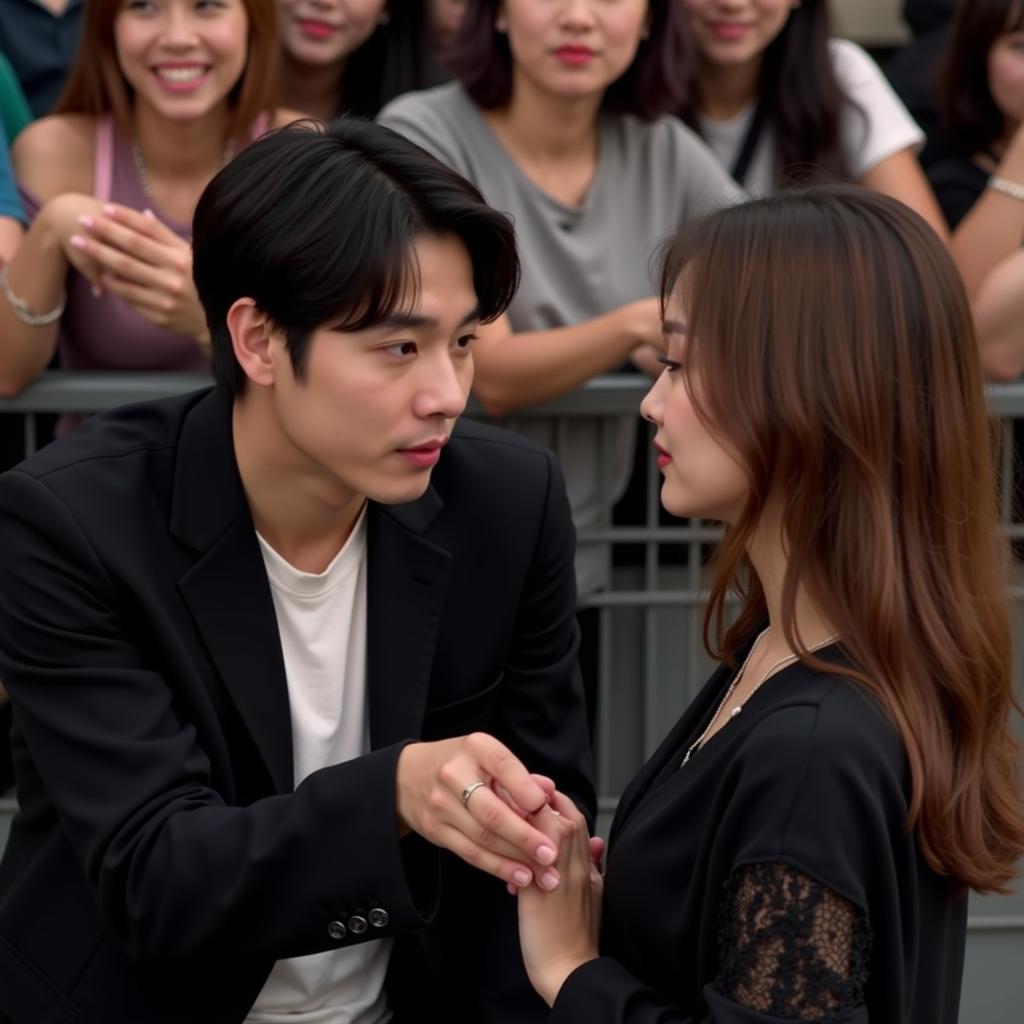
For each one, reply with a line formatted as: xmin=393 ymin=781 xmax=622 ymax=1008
xmin=0 ymin=54 xmax=32 ymax=144
xmin=0 ymin=130 xmax=24 ymax=224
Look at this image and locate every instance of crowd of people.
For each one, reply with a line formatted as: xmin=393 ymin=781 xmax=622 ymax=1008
xmin=0 ymin=1 xmax=1022 ymax=1023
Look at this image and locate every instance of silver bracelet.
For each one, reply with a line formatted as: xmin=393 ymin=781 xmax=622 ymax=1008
xmin=0 ymin=264 xmax=66 ymax=326
xmin=989 ymin=176 xmax=1024 ymax=203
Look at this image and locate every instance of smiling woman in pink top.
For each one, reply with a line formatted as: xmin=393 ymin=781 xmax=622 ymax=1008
xmin=0 ymin=0 xmax=299 ymax=401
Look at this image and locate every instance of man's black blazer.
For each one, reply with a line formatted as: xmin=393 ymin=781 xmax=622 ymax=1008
xmin=0 ymin=388 xmax=595 ymax=1023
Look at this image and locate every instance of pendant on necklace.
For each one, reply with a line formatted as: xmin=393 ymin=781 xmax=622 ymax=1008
xmin=729 ymin=706 xmax=742 ymax=718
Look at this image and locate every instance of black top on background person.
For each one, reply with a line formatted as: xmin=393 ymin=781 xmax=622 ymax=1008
xmin=0 ymin=119 xmax=594 ymax=1023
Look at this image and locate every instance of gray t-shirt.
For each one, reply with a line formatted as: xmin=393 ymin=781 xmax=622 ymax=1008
xmin=380 ymin=83 xmax=742 ymax=594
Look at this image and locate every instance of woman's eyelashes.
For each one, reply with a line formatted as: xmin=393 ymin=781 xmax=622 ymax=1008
xmin=657 ymin=354 xmax=682 ymax=373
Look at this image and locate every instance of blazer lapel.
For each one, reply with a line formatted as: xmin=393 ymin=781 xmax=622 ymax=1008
xmin=170 ymin=391 xmax=294 ymax=794
xmin=366 ymin=494 xmax=452 ymax=750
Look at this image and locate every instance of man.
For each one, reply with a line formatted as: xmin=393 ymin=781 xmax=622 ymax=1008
xmin=0 ymin=120 xmax=594 ymax=1023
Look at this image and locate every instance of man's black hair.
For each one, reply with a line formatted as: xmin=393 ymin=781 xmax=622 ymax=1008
xmin=192 ymin=118 xmax=520 ymax=395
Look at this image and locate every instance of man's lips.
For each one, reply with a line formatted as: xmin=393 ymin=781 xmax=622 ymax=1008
xmin=396 ymin=438 xmax=449 ymax=468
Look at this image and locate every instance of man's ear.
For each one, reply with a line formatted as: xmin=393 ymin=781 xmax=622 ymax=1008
xmin=226 ymin=298 xmax=279 ymax=389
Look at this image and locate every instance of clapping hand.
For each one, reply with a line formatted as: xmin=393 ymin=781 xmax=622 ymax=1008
xmin=72 ymin=203 xmax=209 ymax=351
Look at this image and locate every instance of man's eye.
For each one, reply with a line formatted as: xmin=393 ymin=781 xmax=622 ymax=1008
xmin=454 ymin=333 xmax=478 ymax=350
xmin=385 ymin=341 xmax=417 ymax=358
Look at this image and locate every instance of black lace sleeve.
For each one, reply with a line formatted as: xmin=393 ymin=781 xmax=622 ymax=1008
xmin=714 ymin=862 xmax=872 ymax=1023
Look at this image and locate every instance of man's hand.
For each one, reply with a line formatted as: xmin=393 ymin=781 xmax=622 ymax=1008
xmin=396 ymin=733 xmax=563 ymax=890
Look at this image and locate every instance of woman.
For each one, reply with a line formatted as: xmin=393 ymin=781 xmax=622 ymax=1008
xmin=514 ymin=187 xmax=1024 ymax=1022
xmin=678 ymin=0 xmax=946 ymax=236
xmin=379 ymin=0 xmax=741 ymax=606
xmin=278 ymin=0 xmax=445 ymax=120
xmin=0 ymin=0 xmax=295 ymax=400
xmin=929 ymin=0 xmax=1024 ymax=298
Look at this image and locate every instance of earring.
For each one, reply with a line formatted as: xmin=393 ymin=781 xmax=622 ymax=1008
xmin=378 ymin=10 xmax=390 ymax=25
xmin=495 ymin=16 xmax=508 ymax=33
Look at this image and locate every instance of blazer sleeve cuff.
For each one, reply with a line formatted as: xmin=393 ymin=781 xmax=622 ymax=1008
xmin=299 ymin=740 xmax=440 ymax=943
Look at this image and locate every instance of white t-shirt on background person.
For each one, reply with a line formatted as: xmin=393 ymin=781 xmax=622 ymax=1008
xmin=698 ymin=39 xmax=925 ymax=197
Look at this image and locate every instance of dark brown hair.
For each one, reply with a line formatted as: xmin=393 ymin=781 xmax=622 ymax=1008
xmin=661 ymin=186 xmax=1024 ymax=893
xmin=54 ymin=0 xmax=279 ymax=141
xmin=679 ymin=0 xmax=851 ymax=186
xmin=445 ymin=0 xmax=690 ymax=120
xmin=940 ymin=0 xmax=1024 ymax=156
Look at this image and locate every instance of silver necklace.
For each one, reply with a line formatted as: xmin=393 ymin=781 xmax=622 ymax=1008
xmin=131 ymin=136 xmax=236 ymax=202
xmin=680 ymin=627 xmax=839 ymax=767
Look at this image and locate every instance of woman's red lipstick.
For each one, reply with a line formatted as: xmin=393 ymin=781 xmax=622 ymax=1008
xmin=654 ymin=443 xmax=671 ymax=468
xmin=553 ymin=45 xmax=595 ymax=66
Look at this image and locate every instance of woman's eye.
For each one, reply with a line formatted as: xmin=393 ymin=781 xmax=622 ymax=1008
xmin=657 ymin=354 xmax=681 ymax=373
xmin=384 ymin=341 xmax=417 ymax=358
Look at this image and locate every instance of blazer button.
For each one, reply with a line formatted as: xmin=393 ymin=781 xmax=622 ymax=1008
xmin=368 ymin=908 xmax=389 ymax=929
xmin=348 ymin=914 xmax=368 ymax=935
xmin=327 ymin=920 xmax=347 ymax=941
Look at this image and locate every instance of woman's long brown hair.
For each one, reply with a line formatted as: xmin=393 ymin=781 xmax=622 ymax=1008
xmin=53 ymin=0 xmax=279 ymax=141
xmin=663 ymin=186 xmax=1024 ymax=893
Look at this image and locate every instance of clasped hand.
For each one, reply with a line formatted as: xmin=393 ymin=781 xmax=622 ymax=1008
xmin=50 ymin=196 xmax=209 ymax=349
xmin=396 ymin=733 xmax=566 ymax=891
xmin=517 ymin=791 xmax=603 ymax=1006
xmin=397 ymin=735 xmax=602 ymax=1007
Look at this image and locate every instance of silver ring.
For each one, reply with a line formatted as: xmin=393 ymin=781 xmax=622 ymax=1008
xmin=460 ymin=780 xmax=487 ymax=807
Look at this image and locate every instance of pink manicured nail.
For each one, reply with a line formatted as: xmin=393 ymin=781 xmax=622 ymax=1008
xmin=69 ymin=234 xmax=86 ymax=250
xmin=143 ymin=208 xmax=156 ymax=219
xmin=103 ymin=204 xmax=117 ymax=216
xmin=77 ymin=214 xmax=94 ymax=229
xmin=540 ymin=870 xmax=559 ymax=891
xmin=512 ymin=868 xmax=531 ymax=886
xmin=535 ymin=844 xmax=556 ymax=865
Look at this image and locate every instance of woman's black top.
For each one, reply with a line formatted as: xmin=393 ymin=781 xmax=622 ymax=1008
xmin=551 ymin=635 xmax=966 ymax=1023
xmin=927 ymin=153 xmax=989 ymax=229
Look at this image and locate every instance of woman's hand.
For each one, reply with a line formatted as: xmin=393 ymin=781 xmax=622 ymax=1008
xmin=517 ymin=790 xmax=603 ymax=1006
xmin=73 ymin=203 xmax=209 ymax=349
xmin=38 ymin=192 xmax=110 ymax=294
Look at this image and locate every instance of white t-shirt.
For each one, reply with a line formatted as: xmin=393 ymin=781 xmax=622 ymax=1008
xmin=698 ymin=38 xmax=925 ymax=197
xmin=247 ymin=507 xmax=392 ymax=1024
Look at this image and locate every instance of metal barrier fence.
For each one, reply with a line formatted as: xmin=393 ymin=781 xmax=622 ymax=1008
xmin=3 ymin=370 xmax=1024 ymax=802
xmin=2 ymin=372 xmax=1024 ymax=1021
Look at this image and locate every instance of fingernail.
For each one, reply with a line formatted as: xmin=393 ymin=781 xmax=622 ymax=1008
xmin=143 ymin=208 xmax=156 ymax=219
xmin=69 ymin=234 xmax=86 ymax=249
xmin=512 ymin=869 xmax=531 ymax=886
xmin=540 ymin=870 xmax=559 ymax=891
xmin=536 ymin=844 xmax=556 ymax=865
xmin=103 ymin=203 xmax=117 ymax=216
xmin=77 ymin=214 xmax=94 ymax=229
xmin=91 ymin=285 xmax=102 ymax=298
